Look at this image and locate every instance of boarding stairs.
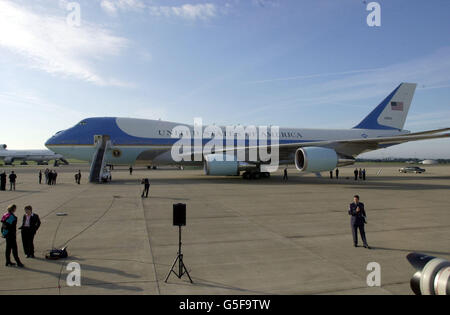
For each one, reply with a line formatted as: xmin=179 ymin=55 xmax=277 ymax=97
xmin=89 ymin=135 xmax=111 ymax=183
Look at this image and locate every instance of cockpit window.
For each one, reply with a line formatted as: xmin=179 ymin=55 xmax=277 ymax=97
xmin=79 ymin=121 xmax=87 ymax=126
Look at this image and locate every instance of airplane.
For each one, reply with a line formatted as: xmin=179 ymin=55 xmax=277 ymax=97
xmin=45 ymin=83 xmax=450 ymax=180
xmin=0 ymin=144 xmax=68 ymax=166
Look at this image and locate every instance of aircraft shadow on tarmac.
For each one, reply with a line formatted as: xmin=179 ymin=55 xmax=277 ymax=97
xmin=18 ymin=258 xmax=149 ymax=292
xmin=34 ymin=257 xmax=140 ymax=279
xmin=164 ymin=276 xmax=273 ymax=295
xmin=346 ymin=182 xmax=450 ymax=191
xmin=370 ymin=247 xmax=450 ymax=257
xmin=106 ymin=176 xmax=450 ymax=191
xmin=144 ymin=196 xmax=190 ymax=201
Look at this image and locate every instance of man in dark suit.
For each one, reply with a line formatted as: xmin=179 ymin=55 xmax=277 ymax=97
xmin=19 ymin=205 xmax=41 ymax=258
xmin=0 ymin=171 xmax=6 ymax=191
xmin=141 ymin=178 xmax=150 ymax=198
xmin=9 ymin=171 xmax=17 ymax=191
xmin=52 ymin=171 xmax=58 ymax=185
xmin=348 ymin=195 xmax=370 ymax=249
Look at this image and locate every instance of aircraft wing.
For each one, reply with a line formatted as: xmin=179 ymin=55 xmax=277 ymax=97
xmin=396 ymin=128 xmax=450 ymax=136
xmin=279 ymin=129 xmax=450 ymax=148
xmin=184 ymin=128 xmax=450 ymax=161
xmin=300 ymin=130 xmax=450 ymax=157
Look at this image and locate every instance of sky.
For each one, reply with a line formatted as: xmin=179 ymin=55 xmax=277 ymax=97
xmin=0 ymin=0 xmax=449 ymax=158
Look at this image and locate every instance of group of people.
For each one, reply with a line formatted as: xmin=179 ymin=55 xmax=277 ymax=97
xmin=330 ymin=168 xmax=340 ymax=179
xmin=0 ymin=171 xmax=17 ymax=191
xmin=354 ymin=168 xmax=367 ymax=181
xmin=329 ymin=168 xmax=367 ymax=180
xmin=284 ymin=167 xmax=368 ymax=181
xmin=1 ymin=204 xmax=41 ymax=267
xmin=2 ymin=169 xmax=80 ymax=190
xmin=41 ymin=169 xmax=58 ymax=185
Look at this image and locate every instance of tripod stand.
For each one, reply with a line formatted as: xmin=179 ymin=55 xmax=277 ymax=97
xmin=165 ymin=225 xmax=193 ymax=283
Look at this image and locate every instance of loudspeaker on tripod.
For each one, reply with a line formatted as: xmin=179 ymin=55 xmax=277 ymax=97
xmin=165 ymin=203 xmax=192 ymax=283
xmin=173 ymin=203 xmax=186 ymax=226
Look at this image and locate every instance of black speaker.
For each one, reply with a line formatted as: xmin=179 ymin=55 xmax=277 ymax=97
xmin=173 ymin=203 xmax=186 ymax=226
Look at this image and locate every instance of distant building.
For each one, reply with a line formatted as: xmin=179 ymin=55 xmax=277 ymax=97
xmin=421 ymin=159 xmax=439 ymax=165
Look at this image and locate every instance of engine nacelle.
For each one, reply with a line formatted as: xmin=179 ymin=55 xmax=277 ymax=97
xmin=295 ymin=147 xmax=355 ymax=172
xmin=204 ymin=154 xmax=257 ymax=176
xmin=407 ymin=253 xmax=450 ymax=295
xmin=3 ymin=157 xmax=14 ymax=164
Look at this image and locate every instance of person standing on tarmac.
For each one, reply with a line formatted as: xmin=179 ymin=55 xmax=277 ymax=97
xmin=9 ymin=171 xmax=17 ymax=191
xmin=0 ymin=172 xmax=6 ymax=191
xmin=19 ymin=206 xmax=41 ymax=259
xmin=348 ymin=195 xmax=370 ymax=249
xmin=141 ymin=178 xmax=150 ymax=198
xmin=2 ymin=204 xmax=24 ymax=267
xmin=283 ymin=168 xmax=288 ymax=181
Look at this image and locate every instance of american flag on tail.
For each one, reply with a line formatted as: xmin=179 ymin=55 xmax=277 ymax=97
xmin=391 ymin=101 xmax=404 ymax=111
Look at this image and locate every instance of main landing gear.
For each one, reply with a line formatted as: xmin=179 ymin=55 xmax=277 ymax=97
xmin=242 ymin=171 xmax=271 ymax=180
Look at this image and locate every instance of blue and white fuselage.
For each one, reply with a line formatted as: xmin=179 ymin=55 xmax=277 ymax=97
xmin=45 ymin=83 xmax=450 ymax=175
xmin=45 ymin=117 xmax=406 ymax=166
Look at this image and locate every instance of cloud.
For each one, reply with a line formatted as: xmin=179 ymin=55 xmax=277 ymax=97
xmin=245 ymin=47 xmax=450 ymax=114
xmin=100 ymin=0 xmax=146 ymax=16
xmin=0 ymin=91 xmax=87 ymax=118
xmin=0 ymin=90 xmax=92 ymax=149
xmin=148 ymin=3 xmax=217 ymax=20
xmin=406 ymin=109 xmax=450 ymax=128
xmin=245 ymin=68 xmax=382 ymax=84
xmin=0 ymin=0 xmax=130 ymax=86
xmin=99 ymin=1 xmax=219 ymax=20
xmin=252 ymin=0 xmax=280 ymax=8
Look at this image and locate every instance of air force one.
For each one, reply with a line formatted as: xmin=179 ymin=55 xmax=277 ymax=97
xmin=45 ymin=83 xmax=450 ymax=181
xmin=0 ymin=144 xmax=68 ymax=166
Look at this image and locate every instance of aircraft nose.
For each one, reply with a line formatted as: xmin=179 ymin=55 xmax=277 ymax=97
xmin=45 ymin=130 xmax=64 ymax=147
xmin=45 ymin=135 xmax=56 ymax=147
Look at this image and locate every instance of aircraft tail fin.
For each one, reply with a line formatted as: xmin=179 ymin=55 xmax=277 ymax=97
xmin=354 ymin=83 xmax=417 ymax=130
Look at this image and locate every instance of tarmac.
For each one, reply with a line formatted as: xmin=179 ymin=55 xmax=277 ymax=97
xmin=0 ymin=163 xmax=449 ymax=295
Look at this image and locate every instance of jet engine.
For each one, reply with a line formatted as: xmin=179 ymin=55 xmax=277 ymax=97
xmin=295 ymin=147 xmax=355 ymax=172
xmin=204 ymin=154 xmax=257 ymax=176
xmin=407 ymin=253 xmax=450 ymax=295
xmin=3 ymin=157 xmax=14 ymax=165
